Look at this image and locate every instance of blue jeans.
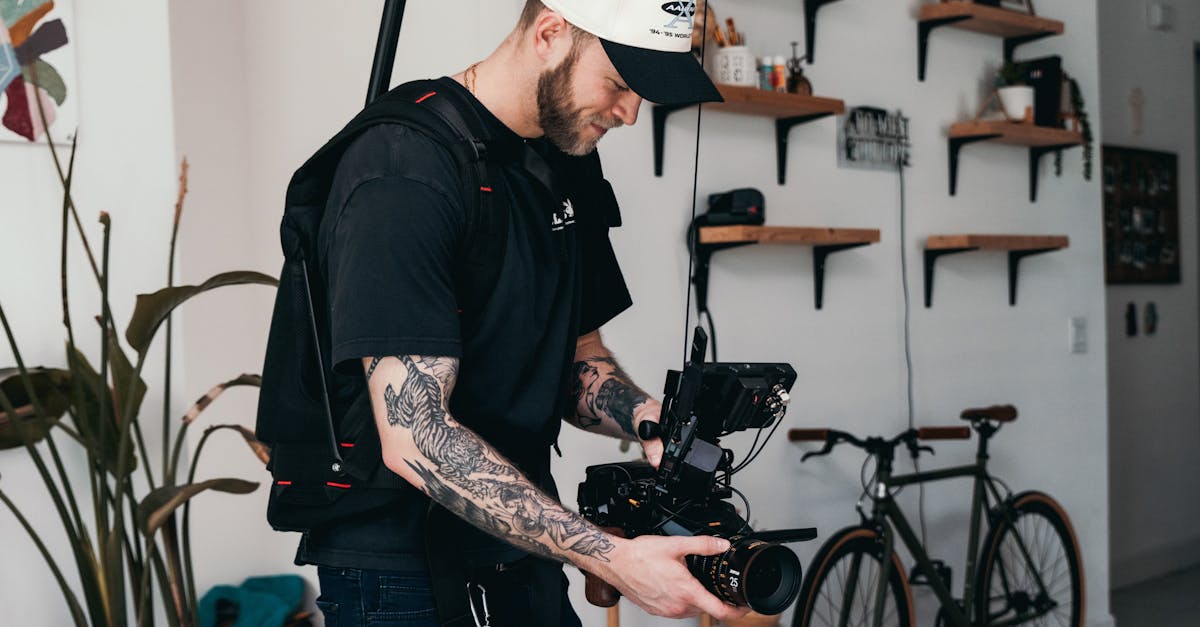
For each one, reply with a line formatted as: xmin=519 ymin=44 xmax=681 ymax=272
xmin=316 ymin=563 xmax=583 ymax=627
xmin=317 ymin=567 xmax=439 ymax=626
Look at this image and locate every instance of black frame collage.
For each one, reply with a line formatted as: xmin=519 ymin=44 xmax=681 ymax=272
xmin=1102 ymin=146 xmax=1181 ymax=284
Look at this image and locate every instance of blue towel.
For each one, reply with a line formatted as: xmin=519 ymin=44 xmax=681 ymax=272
xmin=199 ymin=574 xmax=306 ymax=627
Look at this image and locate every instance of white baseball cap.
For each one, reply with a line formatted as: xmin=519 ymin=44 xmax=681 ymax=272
xmin=539 ymin=0 xmax=723 ymax=105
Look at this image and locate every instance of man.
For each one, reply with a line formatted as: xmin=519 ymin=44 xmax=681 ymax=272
xmin=301 ymin=1 xmax=741 ymax=624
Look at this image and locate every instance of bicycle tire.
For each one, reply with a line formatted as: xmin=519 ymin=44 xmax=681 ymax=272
xmin=792 ymin=526 xmax=915 ymax=627
xmin=975 ymin=491 xmax=1084 ymax=627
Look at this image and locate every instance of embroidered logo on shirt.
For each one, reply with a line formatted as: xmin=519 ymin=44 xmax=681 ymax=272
xmin=552 ymin=198 xmax=577 ymax=232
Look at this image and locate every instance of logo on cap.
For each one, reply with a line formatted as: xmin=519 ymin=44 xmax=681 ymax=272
xmin=661 ymin=1 xmax=696 ymax=30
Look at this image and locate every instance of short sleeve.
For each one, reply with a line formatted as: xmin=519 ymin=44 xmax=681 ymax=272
xmin=578 ymin=225 xmax=633 ymax=334
xmin=325 ymin=175 xmax=466 ymax=372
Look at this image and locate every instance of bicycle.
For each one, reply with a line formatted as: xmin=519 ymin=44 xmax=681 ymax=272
xmin=786 ymin=405 xmax=1084 ymax=627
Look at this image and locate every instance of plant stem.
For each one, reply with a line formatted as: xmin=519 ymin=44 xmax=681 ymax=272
xmin=163 ymin=159 xmax=188 ymax=482
xmin=0 ymin=487 xmax=88 ymax=627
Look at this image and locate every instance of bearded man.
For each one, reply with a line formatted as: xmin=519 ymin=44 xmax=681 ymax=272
xmin=288 ymin=1 xmax=740 ymax=624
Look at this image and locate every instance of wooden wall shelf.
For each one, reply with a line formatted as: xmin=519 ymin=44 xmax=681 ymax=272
xmin=948 ymin=120 xmax=1083 ymax=202
xmin=917 ymin=2 xmax=1064 ymax=81
xmin=924 ymin=234 xmax=1070 ymax=307
xmin=693 ymin=225 xmax=880 ymax=310
xmin=654 ymin=85 xmax=846 ymax=185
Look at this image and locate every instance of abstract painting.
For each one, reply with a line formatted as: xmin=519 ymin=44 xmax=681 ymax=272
xmin=1 ymin=0 xmax=78 ymax=144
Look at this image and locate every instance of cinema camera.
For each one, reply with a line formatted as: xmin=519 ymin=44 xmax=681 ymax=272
xmin=578 ymin=328 xmax=816 ymax=615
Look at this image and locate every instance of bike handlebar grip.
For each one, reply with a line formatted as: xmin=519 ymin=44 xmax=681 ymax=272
xmin=584 ymin=526 xmax=627 ymax=607
xmin=788 ymin=428 xmax=829 ymax=442
xmin=918 ymin=426 xmax=972 ymax=440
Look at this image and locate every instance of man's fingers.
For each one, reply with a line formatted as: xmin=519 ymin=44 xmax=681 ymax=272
xmin=702 ymin=597 xmax=750 ymax=622
xmin=675 ymin=534 xmax=730 ymax=558
xmin=643 ymin=439 xmax=664 ymax=468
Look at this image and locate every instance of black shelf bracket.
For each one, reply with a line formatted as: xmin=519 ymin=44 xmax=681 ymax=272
xmin=948 ymin=134 xmax=1001 ymax=196
xmin=814 ymin=242 xmax=871 ymax=309
xmin=692 ymin=239 xmax=872 ymax=311
xmin=654 ymin=105 xmax=835 ymax=182
xmin=917 ymin=16 xmax=970 ymax=81
xmin=1004 ymin=31 xmax=1056 ymax=63
xmin=691 ymin=241 xmax=755 ymax=316
xmin=924 ymin=247 xmax=977 ymax=308
xmin=776 ymin=113 xmax=837 ymax=185
xmin=804 ymin=0 xmax=845 ymax=63
xmin=1028 ymin=143 xmax=1080 ymax=202
xmin=1007 ymin=248 xmax=1058 ymax=306
xmin=652 ymin=103 xmax=692 ymax=177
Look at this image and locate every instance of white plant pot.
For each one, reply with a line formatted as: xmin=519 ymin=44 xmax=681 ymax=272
xmin=997 ymin=85 xmax=1035 ymax=122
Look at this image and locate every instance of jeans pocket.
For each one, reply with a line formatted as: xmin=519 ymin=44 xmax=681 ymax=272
xmin=371 ymin=575 xmax=437 ymax=624
xmin=315 ymin=600 xmax=339 ymax=627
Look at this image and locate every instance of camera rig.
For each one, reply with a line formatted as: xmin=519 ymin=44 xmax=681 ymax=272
xmin=577 ymin=328 xmax=816 ymax=615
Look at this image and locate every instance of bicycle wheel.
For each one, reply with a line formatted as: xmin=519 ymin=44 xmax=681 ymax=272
xmin=975 ymin=491 xmax=1084 ymax=627
xmin=793 ymin=526 xmax=914 ymax=627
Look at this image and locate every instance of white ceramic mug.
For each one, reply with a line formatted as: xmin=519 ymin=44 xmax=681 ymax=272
xmin=712 ymin=45 xmax=758 ymax=87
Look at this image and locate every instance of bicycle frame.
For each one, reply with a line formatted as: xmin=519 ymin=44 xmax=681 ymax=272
xmin=855 ymin=429 xmax=1057 ymax=627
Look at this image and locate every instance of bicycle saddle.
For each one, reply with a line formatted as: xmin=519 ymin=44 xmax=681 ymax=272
xmin=960 ymin=405 xmax=1017 ymax=423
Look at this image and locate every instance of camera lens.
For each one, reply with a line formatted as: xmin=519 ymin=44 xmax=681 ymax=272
xmin=687 ymin=536 xmax=802 ymax=615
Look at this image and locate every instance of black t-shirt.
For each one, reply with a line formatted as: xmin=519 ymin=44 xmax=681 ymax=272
xmin=297 ymin=77 xmax=632 ymax=569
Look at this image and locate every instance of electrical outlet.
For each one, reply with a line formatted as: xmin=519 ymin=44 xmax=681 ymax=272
xmin=1069 ymin=317 xmax=1087 ymax=354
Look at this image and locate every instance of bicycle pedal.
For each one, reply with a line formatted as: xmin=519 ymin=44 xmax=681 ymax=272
xmin=909 ymin=559 xmax=952 ymax=591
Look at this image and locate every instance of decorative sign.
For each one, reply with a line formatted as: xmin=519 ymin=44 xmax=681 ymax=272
xmin=837 ymin=107 xmax=911 ymax=171
xmin=1102 ymin=145 xmax=1180 ymax=284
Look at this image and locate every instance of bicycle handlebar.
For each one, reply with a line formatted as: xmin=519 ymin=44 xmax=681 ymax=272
xmin=918 ymin=426 xmax=971 ymax=440
xmin=789 ymin=425 xmax=970 ymax=462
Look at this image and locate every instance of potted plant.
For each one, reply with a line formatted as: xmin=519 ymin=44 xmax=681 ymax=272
xmin=994 ymin=60 xmax=1034 ymax=122
xmin=1 ymin=91 xmax=279 ymax=624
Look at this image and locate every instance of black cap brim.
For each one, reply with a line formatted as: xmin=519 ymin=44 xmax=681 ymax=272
xmin=601 ymin=39 xmax=723 ymax=106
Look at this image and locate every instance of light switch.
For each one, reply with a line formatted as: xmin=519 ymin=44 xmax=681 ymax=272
xmin=1069 ymin=316 xmax=1087 ymax=354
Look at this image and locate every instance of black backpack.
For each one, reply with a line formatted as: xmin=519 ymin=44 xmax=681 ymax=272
xmin=255 ymin=80 xmax=517 ymax=532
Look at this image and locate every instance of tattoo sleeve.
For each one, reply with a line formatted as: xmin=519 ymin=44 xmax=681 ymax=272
xmin=366 ymin=355 xmax=615 ymax=564
xmin=567 ymin=354 xmax=654 ymax=439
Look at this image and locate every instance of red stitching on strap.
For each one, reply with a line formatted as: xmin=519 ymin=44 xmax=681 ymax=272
xmin=415 ymin=91 xmax=437 ymax=104
xmin=275 ymin=481 xmax=292 ymax=486
xmin=326 ymin=482 xmax=352 ymax=489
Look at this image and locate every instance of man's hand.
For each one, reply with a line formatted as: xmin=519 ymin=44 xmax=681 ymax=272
xmin=633 ymin=398 xmax=664 ymax=468
xmin=568 ymin=331 xmax=665 ymax=465
xmin=586 ymin=534 xmax=750 ymax=621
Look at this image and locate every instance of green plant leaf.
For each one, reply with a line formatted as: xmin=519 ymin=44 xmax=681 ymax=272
xmin=0 ymin=367 xmax=72 ymax=449
xmin=136 ymin=479 xmax=258 ymax=537
xmin=65 ymin=349 xmax=137 ymax=476
xmin=125 ymin=272 xmax=278 ymax=356
xmin=182 ymin=374 xmax=262 ymax=426
xmin=211 ymin=424 xmax=271 ymax=466
xmin=105 ymin=326 xmax=146 ymax=426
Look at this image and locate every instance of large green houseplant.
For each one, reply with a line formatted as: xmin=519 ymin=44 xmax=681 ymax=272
xmin=0 ymin=93 xmax=277 ymax=625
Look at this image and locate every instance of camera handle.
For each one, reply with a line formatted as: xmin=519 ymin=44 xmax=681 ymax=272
xmin=583 ymin=527 xmax=627 ymax=607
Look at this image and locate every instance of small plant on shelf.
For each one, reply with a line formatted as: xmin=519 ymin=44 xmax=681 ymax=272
xmin=988 ymin=61 xmax=1034 ymax=123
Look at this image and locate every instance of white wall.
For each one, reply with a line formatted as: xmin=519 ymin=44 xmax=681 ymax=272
xmin=0 ymin=1 xmax=180 ymax=625
xmin=0 ymin=0 xmax=1112 ymax=625
xmin=1097 ymin=0 xmax=1200 ymax=590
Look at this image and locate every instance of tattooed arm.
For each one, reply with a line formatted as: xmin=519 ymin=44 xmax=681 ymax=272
xmin=363 ymin=354 xmax=744 ymax=620
xmin=565 ymin=331 xmax=666 ymax=466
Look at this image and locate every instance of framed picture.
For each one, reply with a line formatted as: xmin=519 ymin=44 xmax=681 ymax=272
xmin=1 ymin=0 xmax=79 ymax=144
xmin=1102 ymin=146 xmax=1180 ymax=284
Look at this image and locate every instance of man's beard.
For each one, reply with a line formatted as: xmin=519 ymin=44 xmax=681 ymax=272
xmin=537 ymin=52 xmax=621 ymax=156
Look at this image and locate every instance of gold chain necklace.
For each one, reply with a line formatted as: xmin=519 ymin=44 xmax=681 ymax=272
xmin=465 ymin=62 xmax=481 ymax=96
